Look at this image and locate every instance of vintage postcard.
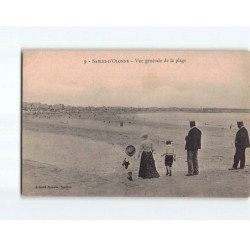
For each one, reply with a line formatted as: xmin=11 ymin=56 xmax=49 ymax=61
xmin=21 ymin=50 xmax=250 ymax=197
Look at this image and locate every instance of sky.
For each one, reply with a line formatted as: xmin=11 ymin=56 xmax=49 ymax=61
xmin=23 ymin=50 xmax=250 ymax=108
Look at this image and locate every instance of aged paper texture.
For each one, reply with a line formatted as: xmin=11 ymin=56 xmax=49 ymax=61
xmin=22 ymin=50 xmax=250 ymax=196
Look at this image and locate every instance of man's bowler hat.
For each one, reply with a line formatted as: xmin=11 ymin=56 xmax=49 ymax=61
xmin=190 ymin=121 xmax=196 ymax=126
xmin=237 ymin=121 xmax=244 ymax=126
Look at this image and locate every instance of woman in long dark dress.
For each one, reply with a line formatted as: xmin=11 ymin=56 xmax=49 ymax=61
xmin=138 ymin=134 xmax=160 ymax=179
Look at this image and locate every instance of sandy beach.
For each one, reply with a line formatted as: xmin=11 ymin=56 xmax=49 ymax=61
xmin=22 ymin=111 xmax=250 ymax=197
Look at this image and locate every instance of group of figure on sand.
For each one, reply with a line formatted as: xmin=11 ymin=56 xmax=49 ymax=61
xmin=122 ymin=121 xmax=250 ymax=181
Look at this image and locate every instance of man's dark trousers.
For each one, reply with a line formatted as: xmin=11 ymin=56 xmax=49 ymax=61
xmin=187 ymin=149 xmax=199 ymax=174
xmin=233 ymin=148 xmax=246 ymax=169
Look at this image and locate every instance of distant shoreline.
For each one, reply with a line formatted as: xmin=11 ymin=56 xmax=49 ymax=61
xmin=22 ymin=102 xmax=250 ymax=114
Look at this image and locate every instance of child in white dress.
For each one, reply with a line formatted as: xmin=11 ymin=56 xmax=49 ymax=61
xmin=122 ymin=145 xmax=136 ymax=181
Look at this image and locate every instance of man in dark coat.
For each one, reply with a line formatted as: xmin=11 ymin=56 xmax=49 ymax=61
xmin=229 ymin=121 xmax=249 ymax=170
xmin=185 ymin=121 xmax=202 ymax=176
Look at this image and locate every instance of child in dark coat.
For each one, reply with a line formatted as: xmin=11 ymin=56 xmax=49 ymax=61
xmin=161 ymin=140 xmax=176 ymax=176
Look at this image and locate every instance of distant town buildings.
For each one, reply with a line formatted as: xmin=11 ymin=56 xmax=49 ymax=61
xmin=22 ymin=102 xmax=250 ymax=114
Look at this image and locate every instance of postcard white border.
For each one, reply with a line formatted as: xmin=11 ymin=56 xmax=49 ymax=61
xmin=0 ymin=27 xmax=250 ymax=220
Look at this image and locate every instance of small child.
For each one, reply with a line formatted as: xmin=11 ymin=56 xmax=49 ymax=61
xmin=122 ymin=158 xmax=133 ymax=181
xmin=161 ymin=140 xmax=176 ymax=176
xmin=122 ymin=145 xmax=136 ymax=181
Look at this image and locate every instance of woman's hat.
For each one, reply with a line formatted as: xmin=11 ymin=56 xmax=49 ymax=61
xmin=125 ymin=145 xmax=136 ymax=156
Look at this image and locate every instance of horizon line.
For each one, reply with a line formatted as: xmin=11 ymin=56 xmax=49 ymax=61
xmin=22 ymin=101 xmax=250 ymax=110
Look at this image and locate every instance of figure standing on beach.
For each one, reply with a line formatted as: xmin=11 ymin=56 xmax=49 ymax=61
xmin=138 ymin=134 xmax=160 ymax=179
xmin=122 ymin=145 xmax=136 ymax=181
xmin=185 ymin=121 xmax=202 ymax=176
xmin=229 ymin=121 xmax=250 ymax=170
xmin=161 ymin=140 xmax=176 ymax=176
